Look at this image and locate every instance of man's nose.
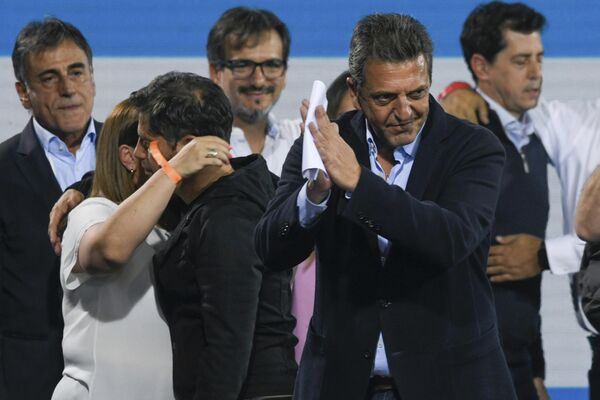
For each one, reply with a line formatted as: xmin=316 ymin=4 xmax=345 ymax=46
xmin=392 ymin=97 xmax=413 ymax=120
xmin=249 ymin=64 xmax=267 ymax=85
xmin=528 ymin=59 xmax=542 ymax=80
xmin=58 ymin=75 xmax=76 ymax=96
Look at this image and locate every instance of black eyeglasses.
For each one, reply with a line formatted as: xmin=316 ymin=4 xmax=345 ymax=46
xmin=218 ymin=58 xmax=287 ymax=80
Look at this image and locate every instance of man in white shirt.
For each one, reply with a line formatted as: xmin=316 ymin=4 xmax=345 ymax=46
xmin=207 ymin=7 xmax=300 ymax=177
xmin=441 ymin=26 xmax=600 ymax=400
xmin=451 ymin=3 xmax=549 ymax=399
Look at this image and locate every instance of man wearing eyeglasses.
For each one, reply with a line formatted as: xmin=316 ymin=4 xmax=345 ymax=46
xmin=0 ymin=17 xmax=99 ymax=400
xmin=207 ymin=6 xmax=299 ymax=177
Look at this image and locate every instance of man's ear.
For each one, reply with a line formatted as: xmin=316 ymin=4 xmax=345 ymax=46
xmin=470 ymin=54 xmax=490 ymax=82
xmin=209 ymin=64 xmax=221 ymax=84
xmin=175 ymin=135 xmax=195 ymax=152
xmin=15 ymin=81 xmax=31 ymax=110
xmin=346 ymin=77 xmax=362 ymax=110
xmin=118 ymin=144 xmax=137 ymax=172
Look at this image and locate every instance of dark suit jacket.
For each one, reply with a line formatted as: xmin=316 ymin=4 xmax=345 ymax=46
xmin=255 ymin=97 xmax=516 ymax=400
xmin=0 ymin=118 xmax=100 ymax=400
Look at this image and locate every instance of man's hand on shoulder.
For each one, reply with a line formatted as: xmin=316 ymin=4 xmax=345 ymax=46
xmin=439 ymin=85 xmax=489 ymax=125
xmin=48 ymin=189 xmax=85 ymax=256
xmin=487 ymin=233 xmax=543 ymax=282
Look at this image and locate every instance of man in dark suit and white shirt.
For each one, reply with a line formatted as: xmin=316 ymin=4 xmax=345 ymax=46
xmin=254 ymin=13 xmax=516 ymax=400
xmin=0 ymin=18 xmax=99 ymax=399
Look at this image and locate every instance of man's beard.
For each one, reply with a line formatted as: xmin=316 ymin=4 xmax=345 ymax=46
xmin=234 ymin=104 xmax=271 ymax=124
xmin=234 ymin=85 xmax=276 ymax=124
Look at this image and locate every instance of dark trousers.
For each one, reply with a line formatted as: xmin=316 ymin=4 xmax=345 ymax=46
xmin=365 ymin=377 xmax=401 ymax=400
xmin=590 ymin=335 xmax=600 ymax=400
xmin=493 ymin=277 xmax=542 ymax=400
xmin=505 ymin=356 xmax=538 ymax=400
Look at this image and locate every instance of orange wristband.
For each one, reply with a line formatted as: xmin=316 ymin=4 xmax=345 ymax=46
xmin=149 ymin=141 xmax=182 ymax=185
xmin=437 ymin=81 xmax=472 ymax=101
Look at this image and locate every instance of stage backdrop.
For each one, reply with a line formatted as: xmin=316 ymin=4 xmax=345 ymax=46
xmin=1 ymin=2 xmax=599 ymax=399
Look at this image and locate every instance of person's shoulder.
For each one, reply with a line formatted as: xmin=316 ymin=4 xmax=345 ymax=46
xmin=70 ymin=197 xmax=117 ymax=221
xmin=80 ymin=197 xmax=117 ymax=209
xmin=0 ymin=132 xmax=24 ymax=159
xmin=271 ymin=115 xmax=301 ymax=140
xmin=443 ymin=111 xmax=501 ymax=150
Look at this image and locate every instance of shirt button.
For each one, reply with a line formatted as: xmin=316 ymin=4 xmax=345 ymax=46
xmin=363 ymin=350 xmax=372 ymax=359
xmin=379 ymin=299 xmax=391 ymax=308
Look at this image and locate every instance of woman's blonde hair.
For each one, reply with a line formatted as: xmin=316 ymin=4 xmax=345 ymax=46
xmin=90 ymin=99 xmax=139 ymax=203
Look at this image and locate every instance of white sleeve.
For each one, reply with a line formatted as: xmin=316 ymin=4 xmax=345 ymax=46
xmin=532 ymin=97 xmax=600 ymax=274
xmin=60 ymin=198 xmax=116 ymax=291
xmin=545 ymin=234 xmax=586 ymax=275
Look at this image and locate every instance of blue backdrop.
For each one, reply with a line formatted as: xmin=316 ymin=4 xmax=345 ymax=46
xmin=1 ymin=0 xmax=599 ymax=57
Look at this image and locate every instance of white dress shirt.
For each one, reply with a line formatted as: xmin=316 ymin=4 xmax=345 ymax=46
xmin=529 ymin=98 xmax=600 ymax=276
xmin=229 ymin=113 xmax=301 ymax=177
xmin=477 ymin=88 xmax=535 ymax=152
xmin=530 ymin=97 xmax=600 ymax=333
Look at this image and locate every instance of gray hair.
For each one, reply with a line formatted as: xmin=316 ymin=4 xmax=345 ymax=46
xmin=348 ymin=13 xmax=433 ymax=92
xmin=12 ymin=17 xmax=93 ymax=85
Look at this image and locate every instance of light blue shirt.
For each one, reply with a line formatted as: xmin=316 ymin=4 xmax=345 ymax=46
xmin=33 ymin=118 xmax=97 ymax=191
xmin=476 ymin=88 xmax=535 ymax=152
xmin=297 ymin=118 xmax=424 ymax=376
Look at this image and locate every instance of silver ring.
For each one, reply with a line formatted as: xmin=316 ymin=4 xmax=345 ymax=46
xmin=206 ymin=149 xmax=218 ymax=158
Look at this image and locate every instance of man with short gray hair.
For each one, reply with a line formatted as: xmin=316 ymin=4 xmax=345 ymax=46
xmin=255 ymin=13 xmax=515 ymax=399
xmin=0 ymin=17 xmax=100 ymax=399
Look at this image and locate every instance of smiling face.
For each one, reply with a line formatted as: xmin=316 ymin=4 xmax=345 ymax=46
xmin=210 ymin=29 xmax=286 ymax=124
xmin=16 ymin=39 xmax=95 ymax=139
xmin=352 ymin=56 xmax=430 ymax=151
xmin=475 ymin=29 xmax=543 ymax=118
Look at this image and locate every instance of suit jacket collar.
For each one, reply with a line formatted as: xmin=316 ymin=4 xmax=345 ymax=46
xmin=15 ymin=119 xmax=62 ymax=209
xmin=14 ymin=118 xmax=101 ymax=211
xmin=482 ymin=105 xmax=510 ymax=144
xmin=346 ymin=95 xmax=448 ymax=200
xmin=405 ymin=96 xmax=449 ymax=200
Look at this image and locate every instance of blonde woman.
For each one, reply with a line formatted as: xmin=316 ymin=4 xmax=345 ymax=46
xmin=52 ymin=99 xmax=230 ymax=399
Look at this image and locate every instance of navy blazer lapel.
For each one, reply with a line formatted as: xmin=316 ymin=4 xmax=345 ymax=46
xmin=405 ymin=96 xmax=448 ymax=200
xmin=15 ymin=120 xmax=63 ymax=210
xmin=346 ymin=111 xmax=370 ymax=168
xmin=339 ymin=110 xmax=381 ymax=257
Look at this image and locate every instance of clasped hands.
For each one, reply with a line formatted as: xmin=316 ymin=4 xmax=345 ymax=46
xmin=300 ymin=100 xmax=361 ymax=204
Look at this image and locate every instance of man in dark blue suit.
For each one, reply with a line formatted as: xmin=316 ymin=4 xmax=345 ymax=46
xmin=0 ymin=18 xmax=99 ymax=399
xmin=254 ymin=13 xmax=515 ymax=400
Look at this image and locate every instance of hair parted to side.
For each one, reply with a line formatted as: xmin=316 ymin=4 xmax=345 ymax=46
xmin=348 ymin=13 xmax=433 ymax=93
xmin=129 ymin=71 xmax=233 ymax=144
xmin=460 ymin=1 xmax=546 ymax=82
xmin=207 ymin=6 xmax=291 ymax=67
xmin=91 ymin=99 xmax=139 ymax=204
xmin=12 ymin=16 xmax=93 ymax=85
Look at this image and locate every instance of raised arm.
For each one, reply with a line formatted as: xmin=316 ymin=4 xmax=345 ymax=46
xmin=438 ymin=82 xmax=489 ymax=124
xmin=76 ymin=136 xmax=230 ymax=273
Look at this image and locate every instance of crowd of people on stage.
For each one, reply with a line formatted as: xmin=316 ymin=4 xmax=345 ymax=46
xmin=0 ymin=2 xmax=599 ymax=399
